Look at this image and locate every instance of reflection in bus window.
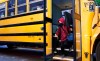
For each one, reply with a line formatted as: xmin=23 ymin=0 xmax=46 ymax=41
xmin=0 ymin=11 xmax=5 ymax=18
xmin=29 ymin=1 xmax=44 ymax=11
xmin=17 ymin=0 xmax=26 ymax=14
xmin=8 ymin=8 xmax=15 ymax=16
xmin=29 ymin=0 xmax=36 ymax=2
xmin=8 ymin=0 xmax=15 ymax=8
xmin=17 ymin=0 xmax=26 ymax=5
xmin=0 ymin=3 xmax=5 ymax=18
xmin=18 ymin=6 xmax=26 ymax=14
xmin=8 ymin=0 xmax=15 ymax=16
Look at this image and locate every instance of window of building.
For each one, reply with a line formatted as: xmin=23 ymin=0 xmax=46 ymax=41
xmin=29 ymin=0 xmax=44 ymax=11
xmin=17 ymin=0 xmax=26 ymax=14
xmin=8 ymin=0 xmax=15 ymax=16
xmin=0 ymin=3 xmax=6 ymax=18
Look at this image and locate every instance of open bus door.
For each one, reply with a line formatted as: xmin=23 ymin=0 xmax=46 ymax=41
xmin=75 ymin=0 xmax=81 ymax=61
xmin=45 ymin=0 xmax=100 ymax=61
xmin=52 ymin=0 xmax=75 ymax=61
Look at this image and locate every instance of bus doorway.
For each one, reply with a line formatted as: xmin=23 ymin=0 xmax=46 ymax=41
xmin=52 ymin=0 xmax=74 ymax=60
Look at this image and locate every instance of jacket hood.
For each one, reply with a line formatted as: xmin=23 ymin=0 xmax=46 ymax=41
xmin=58 ymin=17 xmax=66 ymax=25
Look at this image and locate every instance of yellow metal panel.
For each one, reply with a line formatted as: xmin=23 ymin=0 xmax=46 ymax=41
xmin=0 ymin=36 xmax=43 ymax=43
xmin=91 ymin=6 xmax=100 ymax=54
xmin=92 ymin=6 xmax=99 ymax=28
xmin=46 ymin=22 xmax=52 ymax=55
xmin=75 ymin=0 xmax=81 ymax=59
xmin=80 ymin=1 xmax=95 ymax=61
xmin=0 ymin=13 xmax=43 ymax=26
xmin=46 ymin=0 xmax=52 ymax=55
xmin=46 ymin=0 xmax=52 ymax=18
xmin=0 ymin=24 xmax=43 ymax=34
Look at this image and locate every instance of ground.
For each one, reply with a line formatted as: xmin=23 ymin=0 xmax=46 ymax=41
xmin=0 ymin=46 xmax=75 ymax=61
xmin=0 ymin=46 xmax=44 ymax=61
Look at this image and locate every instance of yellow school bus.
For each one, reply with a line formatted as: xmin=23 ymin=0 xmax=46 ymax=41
xmin=0 ymin=0 xmax=52 ymax=60
xmin=53 ymin=0 xmax=100 ymax=61
xmin=75 ymin=0 xmax=100 ymax=61
xmin=1 ymin=0 xmax=100 ymax=61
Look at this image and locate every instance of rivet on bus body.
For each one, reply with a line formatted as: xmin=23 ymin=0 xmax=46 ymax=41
xmin=30 ymin=18 xmax=33 ymax=20
xmin=39 ymin=38 xmax=41 ymax=40
xmin=41 ymin=27 xmax=44 ymax=30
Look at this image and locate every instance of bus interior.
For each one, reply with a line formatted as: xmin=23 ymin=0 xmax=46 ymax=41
xmin=52 ymin=0 xmax=75 ymax=60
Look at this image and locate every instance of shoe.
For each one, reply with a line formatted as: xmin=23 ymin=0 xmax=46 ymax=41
xmin=61 ymin=54 xmax=65 ymax=58
xmin=54 ymin=51 xmax=57 ymax=53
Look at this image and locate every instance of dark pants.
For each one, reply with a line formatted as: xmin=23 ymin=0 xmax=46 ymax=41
xmin=61 ymin=41 xmax=67 ymax=55
xmin=53 ymin=37 xmax=59 ymax=52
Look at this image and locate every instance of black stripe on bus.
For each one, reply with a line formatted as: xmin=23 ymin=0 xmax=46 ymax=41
xmin=0 ymin=21 xmax=44 ymax=28
xmin=0 ymin=32 xmax=47 ymax=36
xmin=46 ymin=17 xmax=52 ymax=23
xmin=0 ymin=10 xmax=44 ymax=20
xmin=0 ymin=42 xmax=47 ymax=47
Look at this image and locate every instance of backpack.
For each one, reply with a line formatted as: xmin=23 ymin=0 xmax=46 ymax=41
xmin=67 ymin=33 xmax=73 ymax=42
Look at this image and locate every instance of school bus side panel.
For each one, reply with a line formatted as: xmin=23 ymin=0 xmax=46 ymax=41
xmin=0 ymin=13 xmax=44 ymax=43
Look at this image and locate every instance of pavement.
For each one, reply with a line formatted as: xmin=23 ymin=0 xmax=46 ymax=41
xmin=0 ymin=45 xmax=44 ymax=61
xmin=0 ymin=46 xmax=75 ymax=61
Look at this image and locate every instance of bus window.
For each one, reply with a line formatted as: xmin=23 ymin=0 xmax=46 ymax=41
xmin=29 ymin=0 xmax=44 ymax=11
xmin=0 ymin=3 xmax=6 ymax=18
xmin=8 ymin=0 xmax=15 ymax=8
xmin=29 ymin=0 xmax=36 ymax=2
xmin=8 ymin=0 xmax=15 ymax=16
xmin=8 ymin=8 xmax=15 ymax=16
xmin=0 ymin=11 xmax=5 ymax=18
xmin=17 ymin=0 xmax=26 ymax=5
xmin=18 ymin=6 xmax=26 ymax=14
xmin=17 ymin=0 xmax=26 ymax=14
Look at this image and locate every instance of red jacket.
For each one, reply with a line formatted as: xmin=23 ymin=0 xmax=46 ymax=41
xmin=56 ymin=17 xmax=69 ymax=42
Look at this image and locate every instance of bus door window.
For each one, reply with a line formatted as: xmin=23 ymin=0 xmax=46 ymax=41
xmin=29 ymin=0 xmax=44 ymax=11
xmin=17 ymin=0 xmax=26 ymax=14
xmin=0 ymin=3 xmax=6 ymax=18
xmin=8 ymin=0 xmax=15 ymax=16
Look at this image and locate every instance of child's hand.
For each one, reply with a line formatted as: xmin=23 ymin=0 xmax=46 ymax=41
xmin=54 ymin=34 xmax=58 ymax=37
xmin=59 ymin=40 xmax=61 ymax=42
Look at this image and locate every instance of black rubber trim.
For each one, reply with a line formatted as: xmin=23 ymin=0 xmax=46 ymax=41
xmin=0 ymin=10 xmax=44 ymax=20
xmin=0 ymin=42 xmax=48 ymax=47
xmin=46 ymin=17 xmax=52 ymax=23
xmin=0 ymin=32 xmax=47 ymax=36
xmin=92 ymin=24 xmax=97 ymax=29
xmin=0 ymin=21 xmax=44 ymax=28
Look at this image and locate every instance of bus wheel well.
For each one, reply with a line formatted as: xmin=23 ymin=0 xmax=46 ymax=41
xmin=93 ymin=34 xmax=100 ymax=54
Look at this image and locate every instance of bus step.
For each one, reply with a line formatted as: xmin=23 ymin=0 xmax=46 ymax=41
xmin=56 ymin=48 xmax=74 ymax=51
xmin=53 ymin=56 xmax=73 ymax=61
